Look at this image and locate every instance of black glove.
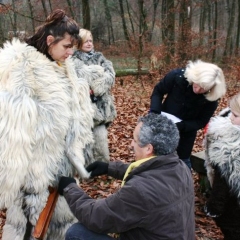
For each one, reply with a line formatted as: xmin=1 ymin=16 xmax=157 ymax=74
xmin=58 ymin=176 xmax=76 ymax=195
xmin=86 ymin=161 xmax=109 ymax=177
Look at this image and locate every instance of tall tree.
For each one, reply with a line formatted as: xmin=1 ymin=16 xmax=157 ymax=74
xmin=40 ymin=0 xmax=48 ymax=18
xmin=66 ymin=0 xmax=75 ymax=19
xmin=137 ymin=0 xmax=148 ymax=74
xmin=126 ymin=0 xmax=135 ymax=39
xmin=212 ymin=0 xmax=218 ymax=61
xmin=12 ymin=0 xmax=17 ymax=36
xmin=27 ymin=0 xmax=35 ymax=33
xmin=236 ymin=0 xmax=240 ymax=55
xmin=118 ymin=0 xmax=130 ymax=45
xmin=82 ymin=0 xmax=90 ymax=29
xmin=223 ymin=0 xmax=236 ymax=57
xmin=103 ymin=0 xmax=114 ymax=44
xmin=48 ymin=0 xmax=52 ymax=12
xmin=178 ymin=0 xmax=192 ymax=61
xmin=149 ymin=0 xmax=159 ymax=42
xmin=199 ymin=0 xmax=207 ymax=50
xmin=162 ymin=0 xmax=175 ymax=63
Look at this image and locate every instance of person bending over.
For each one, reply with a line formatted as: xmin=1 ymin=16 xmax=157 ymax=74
xmin=150 ymin=60 xmax=226 ymax=169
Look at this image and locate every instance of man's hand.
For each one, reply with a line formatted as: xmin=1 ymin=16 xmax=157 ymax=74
xmin=86 ymin=161 xmax=109 ymax=177
xmin=58 ymin=177 xmax=76 ymax=195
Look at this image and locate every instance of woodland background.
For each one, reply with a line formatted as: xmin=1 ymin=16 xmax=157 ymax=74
xmin=0 ymin=0 xmax=240 ymax=239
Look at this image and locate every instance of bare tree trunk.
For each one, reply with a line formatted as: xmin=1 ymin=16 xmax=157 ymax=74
xmin=223 ymin=0 xmax=236 ymax=58
xmin=126 ymin=0 xmax=135 ymax=38
xmin=26 ymin=0 xmax=35 ymax=33
xmin=149 ymin=0 xmax=159 ymax=42
xmin=118 ymin=0 xmax=130 ymax=46
xmin=162 ymin=0 xmax=175 ymax=64
xmin=12 ymin=0 xmax=17 ymax=35
xmin=212 ymin=0 xmax=218 ymax=61
xmin=48 ymin=0 xmax=52 ymax=12
xmin=82 ymin=0 xmax=91 ymax=29
xmin=0 ymin=14 xmax=4 ymax=45
xmin=178 ymin=0 xmax=192 ymax=61
xmin=235 ymin=0 xmax=240 ymax=55
xmin=199 ymin=0 xmax=206 ymax=54
xmin=66 ymin=0 xmax=75 ymax=19
xmin=103 ymin=0 xmax=114 ymax=44
xmin=137 ymin=0 xmax=148 ymax=79
xmin=40 ymin=0 xmax=48 ymax=18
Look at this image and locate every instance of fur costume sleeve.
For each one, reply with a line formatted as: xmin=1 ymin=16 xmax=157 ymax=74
xmin=72 ymin=52 xmax=115 ymax=96
xmin=72 ymin=57 xmax=105 ymax=88
xmin=90 ymin=52 xmax=115 ymax=96
xmin=64 ymin=59 xmax=94 ymax=177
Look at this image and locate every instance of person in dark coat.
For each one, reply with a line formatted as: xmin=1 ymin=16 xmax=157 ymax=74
xmin=150 ymin=60 xmax=226 ymax=169
xmin=204 ymin=93 xmax=240 ymax=240
xmin=58 ymin=113 xmax=195 ymax=240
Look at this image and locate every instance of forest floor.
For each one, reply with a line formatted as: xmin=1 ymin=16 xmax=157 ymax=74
xmin=0 ymin=72 xmax=238 ymax=239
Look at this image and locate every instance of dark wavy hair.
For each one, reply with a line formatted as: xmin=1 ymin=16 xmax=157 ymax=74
xmin=26 ymin=9 xmax=80 ymax=60
xmin=138 ymin=113 xmax=179 ymax=155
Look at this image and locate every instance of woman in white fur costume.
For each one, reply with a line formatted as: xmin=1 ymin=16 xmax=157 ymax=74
xmin=204 ymin=93 xmax=240 ymax=240
xmin=73 ymin=29 xmax=117 ymax=164
xmin=0 ymin=9 xmax=104 ymax=240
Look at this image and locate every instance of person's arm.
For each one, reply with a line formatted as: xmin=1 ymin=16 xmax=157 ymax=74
xmin=60 ymin=179 xmax=148 ymax=234
xmin=150 ymin=69 xmax=181 ymax=113
xmin=86 ymin=161 xmax=129 ymax=180
xmin=89 ymin=52 xmax=115 ymax=96
xmin=72 ymin=57 xmax=105 ymax=87
xmin=205 ymin=167 xmax=229 ymax=217
xmin=176 ymin=100 xmax=218 ymax=133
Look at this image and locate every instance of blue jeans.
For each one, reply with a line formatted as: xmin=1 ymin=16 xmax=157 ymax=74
xmin=65 ymin=222 xmax=117 ymax=240
xmin=181 ymin=158 xmax=192 ymax=170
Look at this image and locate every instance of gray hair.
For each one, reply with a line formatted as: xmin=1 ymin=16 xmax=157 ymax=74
xmin=138 ymin=113 xmax=179 ymax=155
xmin=184 ymin=60 xmax=226 ymax=101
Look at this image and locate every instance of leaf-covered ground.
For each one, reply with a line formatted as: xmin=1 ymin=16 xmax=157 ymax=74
xmin=0 ymin=73 xmax=238 ymax=239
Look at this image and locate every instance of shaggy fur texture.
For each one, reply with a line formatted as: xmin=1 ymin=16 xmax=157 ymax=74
xmin=205 ymin=115 xmax=240 ymax=199
xmin=0 ymin=39 xmax=96 ymax=239
xmin=72 ymin=51 xmax=117 ymax=163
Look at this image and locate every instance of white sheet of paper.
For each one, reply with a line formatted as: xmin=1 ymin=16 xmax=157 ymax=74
xmin=161 ymin=112 xmax=182 ymax=123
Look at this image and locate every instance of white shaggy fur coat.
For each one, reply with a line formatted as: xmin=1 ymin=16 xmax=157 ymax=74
xmin=205 ymin=115 xmax=240 ymax=199
xmin=0 ymin=39 xmax=97 ymax=239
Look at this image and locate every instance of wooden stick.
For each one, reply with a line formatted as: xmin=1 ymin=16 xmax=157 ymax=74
xmin=33 ymin=187 xmax=59 ymax=240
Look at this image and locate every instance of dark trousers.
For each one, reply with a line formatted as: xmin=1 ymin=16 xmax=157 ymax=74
xmin=65 ymin=222 xmax=117 ymax=240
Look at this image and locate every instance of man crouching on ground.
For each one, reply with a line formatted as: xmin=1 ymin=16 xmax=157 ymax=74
xmin=58 ymin=113 xmax=195 ymax=240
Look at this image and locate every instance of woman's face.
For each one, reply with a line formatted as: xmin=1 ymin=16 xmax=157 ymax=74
xmin=192 ymin=83 xmax=209 ymax=94
xmin=81 ymin=33 xmax=93 ymax=52
xmin=230 ymin=111 xmax=240 ymax=125
xmin=47 ymin=33 xmax=74 ymax=62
